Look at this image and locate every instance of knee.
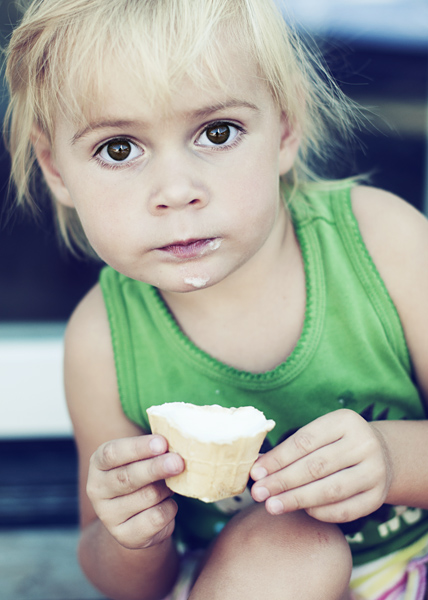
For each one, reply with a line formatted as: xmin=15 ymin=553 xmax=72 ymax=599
xmin=209 ymin=505 xmax=352 ymax=597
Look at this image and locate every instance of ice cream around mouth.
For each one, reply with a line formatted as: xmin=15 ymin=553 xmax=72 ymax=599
xmin=147 ymin=403 xmax=276 ymax=502
xmin=159 ymin=238 xmax=222 ymax=259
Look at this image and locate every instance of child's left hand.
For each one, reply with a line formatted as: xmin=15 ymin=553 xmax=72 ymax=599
xmin=250 ymin=409 xmax=393 ymax=523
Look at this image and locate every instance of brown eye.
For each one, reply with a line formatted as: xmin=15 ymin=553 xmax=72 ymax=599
xmin=206 ymin=125 xmax=230 ymax=145
xmin=106 ymin=140 xmax=132 ymax=161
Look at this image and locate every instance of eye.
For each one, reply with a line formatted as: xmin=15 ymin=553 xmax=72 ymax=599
xmin=196 ymin=122 xmax=243 ymax=148
xmin=206 ymin=125 xmax=231 ymax=145
xmin=95 ymin=138 xmax=142 ymax=165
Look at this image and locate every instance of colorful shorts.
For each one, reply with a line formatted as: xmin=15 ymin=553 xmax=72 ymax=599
xmin=163 ymin=534 xmax=428 ymax=600
xmin=350 ymin=533 xmax=428 ymax=600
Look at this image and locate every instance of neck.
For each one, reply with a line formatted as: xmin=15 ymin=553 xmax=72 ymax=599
xmin=159 ymin=205 xmax=306 ymax=373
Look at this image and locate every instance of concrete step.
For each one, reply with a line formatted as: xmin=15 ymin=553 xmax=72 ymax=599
xmin=0 ymin=527 xmax=108 ymax=600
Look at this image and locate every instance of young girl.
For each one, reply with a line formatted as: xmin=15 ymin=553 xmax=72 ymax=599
xmin=4 ymin=1 xmax=428 ymax=599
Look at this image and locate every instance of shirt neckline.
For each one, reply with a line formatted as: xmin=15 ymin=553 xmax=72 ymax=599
xmin=150 ymin=199 xmax=326 ymax=390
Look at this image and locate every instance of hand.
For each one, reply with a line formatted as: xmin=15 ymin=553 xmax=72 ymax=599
xmin=86 ymin=435 xmax=184 ymax=549
xmin=250 ymin=409 xmax=393 ymax=523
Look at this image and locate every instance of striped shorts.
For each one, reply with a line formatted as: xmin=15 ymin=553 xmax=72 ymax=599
xmin=350 ymin=533 xmax=428 ymax=600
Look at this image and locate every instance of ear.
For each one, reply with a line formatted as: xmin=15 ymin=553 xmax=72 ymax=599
xmin=278 ymin=113 xmax=301 ymax=176
xmin=31 ymin=126 xmax=74 ymax=207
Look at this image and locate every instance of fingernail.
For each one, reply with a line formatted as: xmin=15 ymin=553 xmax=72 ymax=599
xmin=150 ymin=436 xmax=166 ymax=454
xmin=251 ymin=466 xmax=268 ymax=481
xmin=164 ymin=454 xmax=183 ymax=474
xmin=267 ymin=498 xmax=283 ymax=515
xmin=253 ymin=486 xmax=270 ymax=502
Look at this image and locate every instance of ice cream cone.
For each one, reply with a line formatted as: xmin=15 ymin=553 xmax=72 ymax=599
xmin=147 ymin=403 xmax=275 ymax=503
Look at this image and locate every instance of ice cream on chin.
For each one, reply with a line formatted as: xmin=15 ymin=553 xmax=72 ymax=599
xmin=147 ymin=403 xmax=275 ymax=503
xmin=184 ymin=276 xmax=210 ymax=288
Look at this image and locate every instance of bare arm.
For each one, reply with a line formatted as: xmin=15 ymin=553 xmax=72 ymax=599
xmin=64 ymin=284 xmax=184 ymax=600
xmin=251 ymin=187 xmax=428 ymax=521
xmin=352 ymin=186 xmax=428 ymax=508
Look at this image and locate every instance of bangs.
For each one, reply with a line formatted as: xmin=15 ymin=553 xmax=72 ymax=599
xmin=34 ymin=0 xmax=271 ymax=129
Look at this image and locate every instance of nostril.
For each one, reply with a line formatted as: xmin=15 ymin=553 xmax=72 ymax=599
xmin=153 ymin=197 xmax=202 ymax=212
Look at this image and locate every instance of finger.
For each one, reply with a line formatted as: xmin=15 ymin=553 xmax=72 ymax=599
xmin=251 ymin=410 xmax=364 ymax=480
xmin=112 ymin=497 xmax=179 ymax=550
xmin=92 ymin=435 xmax=168 ymax=471
xmin=99 ymin=480 xmax=174 ymax=525
xmin=251 ymin=421 xmax=341 ymax=481
xmin=89 ymin=451 xmax=184 ymax=499
xmin=252 ymin=439 xmax=359 ymax=500
xmin=263 ymin=465 xmax=373 ymax=515
xmin=306 ymin=489 xmax=383 ymax=524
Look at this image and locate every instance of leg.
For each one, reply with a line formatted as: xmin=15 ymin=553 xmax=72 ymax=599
xmin=189 ymin=504 xmax=352 ymax=600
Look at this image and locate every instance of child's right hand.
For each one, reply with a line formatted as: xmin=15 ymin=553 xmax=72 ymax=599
xmin=86 ymin=435 xmax=184 ymax=550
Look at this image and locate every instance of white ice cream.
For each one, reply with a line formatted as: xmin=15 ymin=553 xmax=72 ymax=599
xmin=147 ymin=403 xmax=275 ymax=443
xmin=184 ymin=276 xmax=210 ymax=288
xmin=181 ymin=239 xmax=221 ymax=288
xmin=206 ymin=239 xmax=222 ymax=252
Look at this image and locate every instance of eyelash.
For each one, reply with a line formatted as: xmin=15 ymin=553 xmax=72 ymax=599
xmin=92 ymin=120 xmax=247 ymax=171
xmin=92 ymin=137 xmax=142 ymax=171
xmin=195 ymin=121 xmax=246 ymax=151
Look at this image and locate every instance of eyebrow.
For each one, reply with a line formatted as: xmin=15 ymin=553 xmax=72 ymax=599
xmin=70 ymin=99 xmax=260 ymax=145
xmin=190 ymin=99 xmax=260 ymax=119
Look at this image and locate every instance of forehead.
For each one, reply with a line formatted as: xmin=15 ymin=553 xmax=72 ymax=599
xmin=61 ymin=43 xmax=274 ymax=132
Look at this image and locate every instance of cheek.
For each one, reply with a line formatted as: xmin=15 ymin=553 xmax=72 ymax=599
xmin=62 ymin=180 xmax=129 ymax=256
xmin=225 ymin=179 xmax=280 ymax=252
xmin=234 ymin=155 xmax=281 ymax=219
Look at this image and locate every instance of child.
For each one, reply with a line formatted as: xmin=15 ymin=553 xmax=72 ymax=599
xmin=4 ymin=0 xmax=428 ymax=598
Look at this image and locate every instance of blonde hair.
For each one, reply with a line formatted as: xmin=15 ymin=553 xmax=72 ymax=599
xmin=4 ymin=0 xmax=359 ymax=256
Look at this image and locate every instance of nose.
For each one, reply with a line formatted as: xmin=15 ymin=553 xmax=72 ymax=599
xmin=147 ymin=155 xmax=208 ymax=215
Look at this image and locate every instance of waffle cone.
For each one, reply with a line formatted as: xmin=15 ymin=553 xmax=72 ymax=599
xmin=147 ymin=406 xmax=274 ymax=503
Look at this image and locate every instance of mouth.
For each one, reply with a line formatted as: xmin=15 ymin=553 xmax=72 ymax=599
xmin=157 ymin=238 xmax=221 ymax=259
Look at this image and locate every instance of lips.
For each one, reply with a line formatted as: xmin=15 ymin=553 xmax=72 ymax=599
xmin=158 ymin=238 xmax=219 ymax=259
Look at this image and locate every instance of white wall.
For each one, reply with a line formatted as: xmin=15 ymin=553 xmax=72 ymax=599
xmin=0 ymin=323 xmax=72 ymax=438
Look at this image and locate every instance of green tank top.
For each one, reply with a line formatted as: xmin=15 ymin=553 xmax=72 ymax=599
xmin=100 ymin=184 xmax=428 ymax=565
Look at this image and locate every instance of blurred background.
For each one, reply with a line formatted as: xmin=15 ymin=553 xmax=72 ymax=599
xmin=0 ymin=0 xmax=427 ymax=598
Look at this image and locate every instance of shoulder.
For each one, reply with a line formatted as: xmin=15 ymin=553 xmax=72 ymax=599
xmin=351 ymin=185 xmax=428 ymax=249
xmin=64 ymin=283 xmax=142 ymax=441
xmin=351 ymin=185 xmax=428 ymax=400
xmin=350 ymin=185 xmax=428 ymax=289
xmin=64 ymin=283 xmax=112 ymax=384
